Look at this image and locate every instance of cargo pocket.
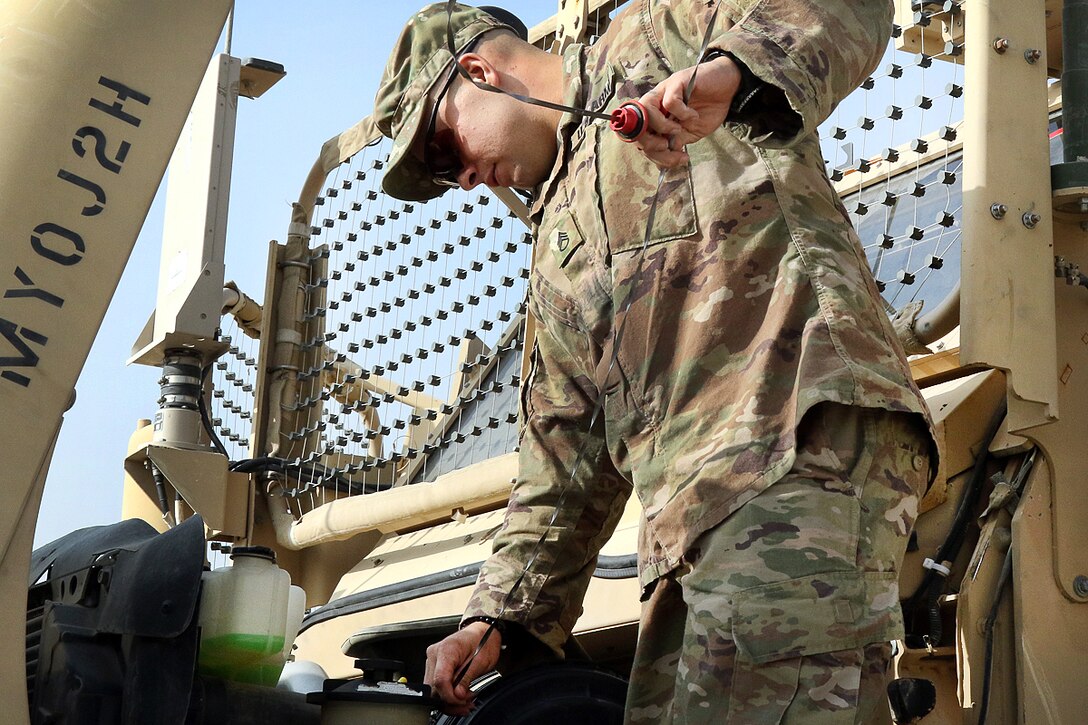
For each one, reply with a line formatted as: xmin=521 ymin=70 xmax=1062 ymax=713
xmin=724 ymin=570 xmax=903 ymax=724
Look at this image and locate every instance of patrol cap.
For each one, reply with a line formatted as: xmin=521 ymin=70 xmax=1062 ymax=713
xmin=374 ymin=3 xmax=519 ymax=201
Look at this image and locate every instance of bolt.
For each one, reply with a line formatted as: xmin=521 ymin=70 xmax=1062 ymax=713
xmin=1023 ymin=211 xmax=1042 ymax=229
xmin=993 ymin=37 xmax=1010 ymax=53
xmin=1074 ymin=575 xmax=1088 ymax=598
xmin=991 ymin=203 xmax=1008 ymax=219
xmin=1024 ymin=48 xmax=1041 ymax=64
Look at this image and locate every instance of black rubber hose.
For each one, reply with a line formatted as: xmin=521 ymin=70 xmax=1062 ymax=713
xmin=199 ymin=364 xmax=230 ymax=458
xmin=904 ymin=399 xmax=1007 ymax=644
xmin=151 ymin=464 xmax=171 ymax=517
xmin=935 ymin=399 xmax=1008 ymax=566
xmin=924 ymin=582 xmax=944 ymax=649
xmin=230 ymin=456 xmax=388 ymax=495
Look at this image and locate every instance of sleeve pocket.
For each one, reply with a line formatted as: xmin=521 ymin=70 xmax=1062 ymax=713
xmin=731 ymin=570 xmax=903 ymax=665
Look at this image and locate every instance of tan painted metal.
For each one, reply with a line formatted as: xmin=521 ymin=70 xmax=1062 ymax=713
xmin=895 ymin=0 xmax=965 ymax=63
xmin=266 ymin=453 xmax=517 ymax=550
xmin=124 ymin=443 xmax=250 ymax=538
xmin=550 ymin=0 xmax=591 ymax=53
xmin=901 ymin=370 xmax=1006 ymax=602
xmin=0 ymin=1 xmax=231 ymax=720
xmin=1021 ymin=213 xmax=1088 ymax=603
xmin=1011 ymin=458 xmax=1088 ymax=722
xmin=222 ymin=282 xmax=264 ymax=340
xmin=528 ymin=0 xmax=621 ymax=48
xmin=954 ymin=457 xmax=1019 ymax=725
xmin=129 ymin=54 xmax=241 ymax=367
xmin=0 ymin=421 xmax=53 ymax=725
xmin=960 ymin=0 xmax=1058 ymax=433
xmin=264 ymin=206 xmax=314 ymax=458
xmin=295 ymin=494 xmax=644 ymax=679
xmin=248 ymin=240 xmax=286 ymax=463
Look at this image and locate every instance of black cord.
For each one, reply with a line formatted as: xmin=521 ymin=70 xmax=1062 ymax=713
xmin=229 ymin=456 xmax=390 ymax=496
xmin=978 ymin=545 xmax=1014 ymax=725
xmin=903 ymin=400 xmax=1007 ymax=647
xmin=199 ymin=364 xmax=230 ymax=458
xmin=150 ymin=464 xmax=171 ymax=517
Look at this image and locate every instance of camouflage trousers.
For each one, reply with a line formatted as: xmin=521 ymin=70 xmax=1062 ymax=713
xmin=624 ymin=403 xmax=930 ymax=725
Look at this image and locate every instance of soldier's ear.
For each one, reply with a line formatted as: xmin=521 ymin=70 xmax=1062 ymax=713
xmin=457 ymin=53 xmax=501 ymax=88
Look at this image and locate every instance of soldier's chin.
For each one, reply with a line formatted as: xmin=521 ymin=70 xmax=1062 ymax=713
xmin=509 ymin=167 xmax=547 ymax=192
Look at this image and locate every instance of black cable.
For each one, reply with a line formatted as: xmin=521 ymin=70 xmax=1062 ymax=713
xmin=978 ymin=545 xmax=1014 ymax=725
xmin=229 ymin=456 xmax=390 ymax=496
xmin=199 ymin=363 xmax=230 ymax=458
xmin=150 ymin=464 xmax=171 ymax=517
xmin=935 ymin=401 xmax=1007 ymax=562
xmin=903 ymin=400 xmax=1007 ymax=646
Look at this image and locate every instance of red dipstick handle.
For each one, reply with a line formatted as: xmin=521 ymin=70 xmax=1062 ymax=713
xmin=610 ymin=100 xmax=648 ymax=142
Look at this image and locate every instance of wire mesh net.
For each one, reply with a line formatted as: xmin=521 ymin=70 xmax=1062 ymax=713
xmin=278 ymin=142 xmax=531 ymax=501
xmin=822 ymin=4 xmax=965 ymax=318
xmin=209 ymin=318 xmax=260 ymax=461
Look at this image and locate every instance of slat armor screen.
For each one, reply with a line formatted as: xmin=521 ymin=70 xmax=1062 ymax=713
xmin=210 ymin=320 xmax=260 ymax=461
xmin=825 ymin=6 xmax=965 ymax=318
xmin=281 ymin=141 xmax=531 ymax=501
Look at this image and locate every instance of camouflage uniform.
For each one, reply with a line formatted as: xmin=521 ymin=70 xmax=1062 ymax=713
xmin=625 ymin=403 xmax=929 ymax=723
xmin=374 ymin=1 xmax=937 ymax=721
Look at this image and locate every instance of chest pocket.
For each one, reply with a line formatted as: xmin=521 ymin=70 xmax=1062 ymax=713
xmin=597 ymin=116 xmax=699 ymax=255
xmin=596 ymin=114 xmax=696 ymax=255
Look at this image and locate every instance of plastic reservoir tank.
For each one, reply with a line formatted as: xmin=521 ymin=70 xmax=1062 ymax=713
xmin=197 ymin=546 xmax=306 ymax=686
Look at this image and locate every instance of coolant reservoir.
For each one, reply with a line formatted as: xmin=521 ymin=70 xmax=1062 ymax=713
xmin=197 ymin=545 xmax=304 ymax=686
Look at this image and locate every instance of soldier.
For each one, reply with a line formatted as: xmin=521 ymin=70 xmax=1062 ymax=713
xmin=372 ymin=1 xmax=936 ymax=722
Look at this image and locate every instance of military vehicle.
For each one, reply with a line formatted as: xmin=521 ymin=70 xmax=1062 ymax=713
xmin=2 ymin=0 xmax=1086 ymax=722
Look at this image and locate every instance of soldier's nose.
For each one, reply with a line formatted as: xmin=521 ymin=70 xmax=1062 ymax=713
xmin=459 ymin=164 xmax=481 ymax=191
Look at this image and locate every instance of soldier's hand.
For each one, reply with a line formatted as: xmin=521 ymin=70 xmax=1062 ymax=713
xmin=634 ymin=55 xmax=741 ymax=168
xmin=424 ymin=621 xmax=503 ymax=714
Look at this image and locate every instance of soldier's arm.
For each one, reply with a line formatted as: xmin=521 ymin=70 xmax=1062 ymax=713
xmin=652 ymin=0 xmax=894 ymax=146
xmin=462 ymin=302 xmax=633 ymax=657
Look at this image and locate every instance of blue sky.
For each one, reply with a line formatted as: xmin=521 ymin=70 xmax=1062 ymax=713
xmin=34 ymin=1 xmax=557 ymax=547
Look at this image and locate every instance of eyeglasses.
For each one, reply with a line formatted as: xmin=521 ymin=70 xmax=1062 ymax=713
xmin=423 ymin=36 xmax=483 ymax=189
xmin=423 ymin=65 xmax=463 ymax=189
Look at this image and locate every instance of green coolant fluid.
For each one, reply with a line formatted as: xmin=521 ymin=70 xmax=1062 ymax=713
xmin=198 ymin=633 xmax=287 ymax=685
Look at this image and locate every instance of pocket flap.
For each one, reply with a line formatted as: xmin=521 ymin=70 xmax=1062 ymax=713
xmin=731 ymin=571 xmax=903 ymax=665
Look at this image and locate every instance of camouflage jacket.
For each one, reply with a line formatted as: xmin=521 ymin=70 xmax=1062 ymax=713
xmin=465 ymin=0 xmax=934 ymax=655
